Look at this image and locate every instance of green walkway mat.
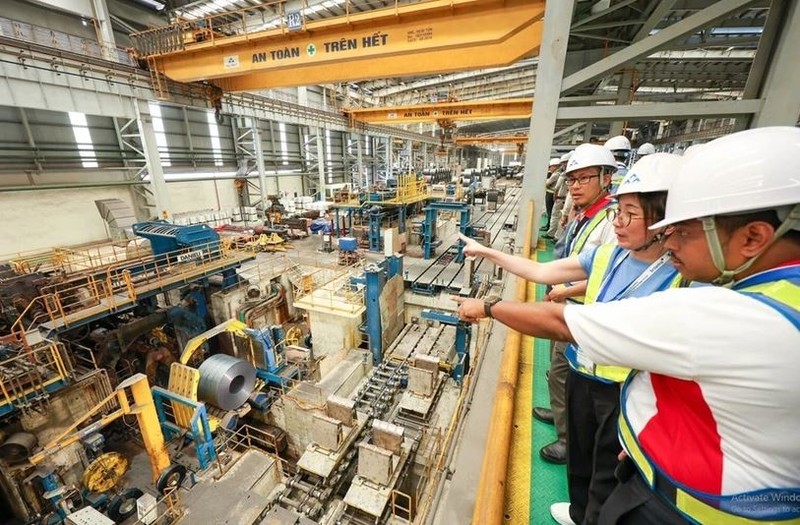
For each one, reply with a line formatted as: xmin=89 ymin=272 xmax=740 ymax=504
xmin=530 ymin=244 xmax=568 ymax=524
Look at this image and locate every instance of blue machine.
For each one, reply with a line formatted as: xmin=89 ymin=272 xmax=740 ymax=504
xmin=245 ymin=325 xmax=300 ymax=387
xmin=422 ymin=202 xmax=471 ymax=261
xmin=133 ymin=221 xmax=238 ymax=287
xmin=350 ymin=255 xmax=404 ymax=365
xmin=368 ymin=206 xmax=384 ymax=252
xmin=420 ymin=309 xmax=472 ymax=383
xmin=151 ymin=387 xmax=217 ymax=470
xmin=133 ymin=221 xmax=220 ymax=257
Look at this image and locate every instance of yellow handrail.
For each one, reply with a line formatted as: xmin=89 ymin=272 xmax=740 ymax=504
xmin=472 ymin=199 xmax=535 ymax=525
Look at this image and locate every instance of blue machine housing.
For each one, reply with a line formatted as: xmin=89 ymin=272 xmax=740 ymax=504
xmin=133 ymin=221 xmax=221 ymax=259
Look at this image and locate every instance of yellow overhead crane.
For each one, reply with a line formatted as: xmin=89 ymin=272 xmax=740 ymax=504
xmin=131 ymin=0 xmax=544 ymax=92
xmin=343 ymin=98 xmax=533 ymax=126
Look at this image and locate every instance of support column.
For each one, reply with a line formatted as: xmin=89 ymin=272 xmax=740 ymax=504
xmin=583 ymin=121 xmax=594 ymax=142
xmin=135 ymin=101 xmax=171 ymax=219
xmin=356 ymin=135 xmax=365 ymax=187
xmin=385 ymin=137 xmax=392 ymax=180
xmin=90 ymin=0 xmax=117 ymax=62
xmin=608 ymin=70 xmax=634 ymax=137
xmin=517 ymin=0 xmax=576 ymax=247
xmin=316 ymin=128 xmax=326 ymax=199
xmin=251 ymin=119 xmax=268 ymax=209
xmin=751 ymin=0 xmax=800 ymax=127
xmin=365 ymin=268 xmax=385 ymax=365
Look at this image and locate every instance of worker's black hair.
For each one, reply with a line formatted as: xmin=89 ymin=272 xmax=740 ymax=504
xmin=637 ymin=191 xmax=668 ymax=227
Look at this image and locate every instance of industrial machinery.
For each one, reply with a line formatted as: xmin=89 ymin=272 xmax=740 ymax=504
xmin=132 ymin=220 xmax=238 ymax=287
xmin=337 ymin=237 xmax=361 ymax=266
xmin=0 ymin=374 xmax=181 ymax=524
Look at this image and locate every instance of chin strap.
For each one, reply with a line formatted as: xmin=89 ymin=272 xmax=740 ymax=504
xmin=633 ymin=229 xmax=666 ymax=252
xmin=704 ymin=203 xmax=800 ymax=287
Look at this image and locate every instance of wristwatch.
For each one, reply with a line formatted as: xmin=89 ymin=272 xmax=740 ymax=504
xmin=484 ymin=296 xmax=502 ymax=318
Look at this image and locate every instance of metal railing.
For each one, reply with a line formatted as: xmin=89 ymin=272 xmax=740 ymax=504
xmin=130 ymin=0 xmax=419 ymax=58
xmin=0 ymin=16 xmax=136 ymax=65
xmin=5 ymin=239 xmax=152 ymax=276
xmin=10 ymin=241 xmax=255 ymax=343
xmin=0 ymin=341 xmax=72 ymax=416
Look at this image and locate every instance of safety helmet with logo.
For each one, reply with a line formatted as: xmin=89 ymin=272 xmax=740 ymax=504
xmin=637 ymin=142 xmax=656 ymax=156
xmin=559 ymin=152 xmax=573 ymax=163
xmin=604 ymin=135 xmax=632 ymax=153
xmin=549 ymin=157 xmax=561 ymax=167
xmin=613 ymin=153 xmax=682 ymax=197
xmin=650 ymin=126 xmax=800 ymax=284
xmin=564 ymin=143 xmax=617 ymax=176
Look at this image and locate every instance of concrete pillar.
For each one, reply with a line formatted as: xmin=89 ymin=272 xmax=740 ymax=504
xmin=609 ymin=70 xmax=634 ymax=137
xmin=316 ymin=128 xmax=326 ymax=198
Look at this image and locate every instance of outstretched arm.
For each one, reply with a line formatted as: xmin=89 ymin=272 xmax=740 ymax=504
xmin=452 ymin=296 xmax=574 ymax=342
xmin=460 ymin=234 xmax=587 ymax=285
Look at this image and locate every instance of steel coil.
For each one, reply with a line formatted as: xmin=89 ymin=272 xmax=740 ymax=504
xmin=197 ymin=354 xmax=256 ymax=410
xmin=0 ymin=432 xmax=37 ymax=464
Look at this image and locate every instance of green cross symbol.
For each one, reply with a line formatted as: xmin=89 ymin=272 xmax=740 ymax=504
xmin=307 ymin=43 xmax=316 ymax=56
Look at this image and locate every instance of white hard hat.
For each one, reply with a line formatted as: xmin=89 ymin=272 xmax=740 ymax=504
xmin=559 ymin=152 xmax=572 ymax=163
xmin=604 ymin=135 xmax=632 ymax=152
xmin=549 ymin=158 xmax=561 ymax=167
xmin=651 ymin=127 xmax=800 ymax=230
xmin=613 ymin=153 xmax=682 ymax=197
xmin=637 ymin=142 xmax=656 ymax=156
xmin=564 ymin=143 xmax=617 ymax=175
xmin=682 ymin=144 xmax=704 ymax=158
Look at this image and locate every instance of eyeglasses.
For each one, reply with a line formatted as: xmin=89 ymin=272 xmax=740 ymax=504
xmin=605 ymin=208 xmax=644 ymax=227
xmin=564 ymin=174 xmax=600 ymax=187
xmin=664 ymin=225 xmax=697 ymax=241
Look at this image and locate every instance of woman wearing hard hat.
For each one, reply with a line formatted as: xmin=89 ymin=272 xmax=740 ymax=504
xmin=455 ymin=127 xmax=800 ymax=524
xmin=460 ymin=152 xmax=684 ymax=525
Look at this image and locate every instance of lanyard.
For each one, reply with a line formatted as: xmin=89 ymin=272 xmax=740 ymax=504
xmin=597 ymin=251 xmax=672 ymax=302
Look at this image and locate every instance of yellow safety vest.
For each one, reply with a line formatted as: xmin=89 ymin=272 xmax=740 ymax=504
xmin=568 ymin=245 xmax=682 ymax=383
xmin=619 ymin=273 xmax=800 ymax=524
xmin=564 ymin=204 xmax=615 ymax=304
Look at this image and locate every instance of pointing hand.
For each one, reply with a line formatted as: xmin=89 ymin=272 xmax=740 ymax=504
xmin=458 ymin=233 xmax=485 ymax=257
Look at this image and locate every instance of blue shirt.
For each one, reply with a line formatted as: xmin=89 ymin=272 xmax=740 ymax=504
xmin=578 ymin=245 xmax=679 ymax=301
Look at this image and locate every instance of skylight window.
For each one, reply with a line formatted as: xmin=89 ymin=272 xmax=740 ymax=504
xmin=206 ymin=111 xmax=223 ymax=167
xmin=68 ymin=112 xmax=98 ymax=168
xmin=279 ymin=122 xmax=289 ymax=165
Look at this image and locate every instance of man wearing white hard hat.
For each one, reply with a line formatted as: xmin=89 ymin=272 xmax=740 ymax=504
xmin=544 ymin=157 xmax=562 ymax=232
xmin=534 ymin=144 xmax=618 ymax=465
xmin=604 ymin=135 xmax=632 ymax=193
xmin=453 ymin=127 xmax=800 ymax=524
xmin=546 ymin=152 xmax=573 ymax=240
xmin=459 ymin=153 xmax=684 ymax=525
xmin=636 ymin=142 xmax=655 ymax=159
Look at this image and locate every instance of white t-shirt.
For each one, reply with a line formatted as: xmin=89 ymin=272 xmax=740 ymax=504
xmin=564 ymin=285 xmax=800 ymax=496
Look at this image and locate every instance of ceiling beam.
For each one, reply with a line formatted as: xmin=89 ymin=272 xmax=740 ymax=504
xmin=556 ymin=99 xmax=761 ymax=122
xmin=561 ymin=0 xmax=761 ymax=94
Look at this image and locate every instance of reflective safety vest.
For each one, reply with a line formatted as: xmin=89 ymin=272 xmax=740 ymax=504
xmin=619 ymin=271 xmax=800 ymax=524
xmin=563 ymin=200 xmax=616 ymax=304
xmin=565 ymin=245 xmax=682 ymax=383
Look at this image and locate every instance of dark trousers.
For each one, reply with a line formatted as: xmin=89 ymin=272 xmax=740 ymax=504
xmin=566 ymin=370 xmax=622 ymax=525
xmin=599 ymin=458 xmax=688 ymax=524
xmin=544 ymin=192 xmax=555 ymax=230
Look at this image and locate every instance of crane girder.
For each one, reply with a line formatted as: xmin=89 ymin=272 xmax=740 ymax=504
xmin=135 ymin=0 xmax=544 ymax=91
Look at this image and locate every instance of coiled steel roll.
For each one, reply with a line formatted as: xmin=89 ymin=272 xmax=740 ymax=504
xmin=0 ymin=432 xmax=37 ymax=464
xmin=197 ymin=354 xmax=256 ymax=410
